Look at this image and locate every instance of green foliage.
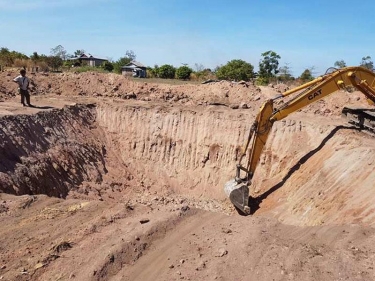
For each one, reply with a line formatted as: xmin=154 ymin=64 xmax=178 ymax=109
xmin=146 ymin=66 xmax=155 ymax=78
xmin=176 ymin=65 xmax=193 ymax=80
xmin=258 ymin=50 xmax=281 ymax=83
xmin=101 ymin=61 xmax=114 ymax=72
xmin=193 ymin=69 xmax=214 ymax=81
xmin=158 ymin=64 xmax=176 ymax=79
xmin=299 ymin=69 xmax=314 ymax=82
xmin=113 ymin=57 xmax=131 ymax=74
xmin=0 ymin=47 xmax=28 ymax=66
xmin=63 ymin=60 xmax=74 ymax=68
xmin=255 ymin=77 xmax=269 ymax=86
xmin=334 ymin=60 xmax=346 ymax=69
xmin=215 ymin=59 xmax=254 ymax=81
xmin=113 ymin=51 xmax=136 ymax=74
xmin=192 ymin=63 xmax=211 ymax=80
xmin=30 ymin=52 xmax=40 ymax=62
xmin=152 ymin=65 xmax=159 ymax=77
xmin=360 ymin=56 xmax=374 ymax=70
xmin=46 ymin=56 xmax=63 ymax=71
xmin=74 ymin=49 xmax=85 ymax=57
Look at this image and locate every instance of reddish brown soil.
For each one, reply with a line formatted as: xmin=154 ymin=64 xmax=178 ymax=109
xmin=1 ymin=70 xmax=375 ymax=281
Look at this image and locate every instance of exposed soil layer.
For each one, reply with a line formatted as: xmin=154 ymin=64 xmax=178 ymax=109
xmin=1 ymin=70 xmax=375 ymax=281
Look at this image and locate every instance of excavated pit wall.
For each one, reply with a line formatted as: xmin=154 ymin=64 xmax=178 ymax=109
xmin=1 ymin=103 xmax=375 ymax=226
xmin=251 ymin=115 xmax=375 ymax=226
xmin=95 ymin=103 xmax=252 ymax=200
xmin=0 ymin=104 xmax=108 ymax=197
xmin=96 ymin=103 xmax=375 ymax=225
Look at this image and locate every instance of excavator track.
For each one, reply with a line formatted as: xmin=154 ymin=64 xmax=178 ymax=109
xmin=342 ymin=107 xmax=375 ymax=135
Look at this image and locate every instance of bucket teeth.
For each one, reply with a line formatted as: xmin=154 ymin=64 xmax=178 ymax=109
xmin=224 ymin=179 xmax=250 ymax=215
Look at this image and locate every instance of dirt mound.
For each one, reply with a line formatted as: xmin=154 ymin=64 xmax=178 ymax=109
xmin=0 ymin=71 xmax=262 ymax=107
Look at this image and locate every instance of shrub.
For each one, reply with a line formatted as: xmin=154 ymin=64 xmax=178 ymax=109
xmin=158 ymin=64 xmax=176 ymax=79
xmin=176 ymin=66 xmax=193 ymax=80
xmin=101 ymin=61 xmax=114 ymax=72
xmin=216 ymin=59 xmax=254 ymax=81
xmin=255 ymin=77 xmax=269 ymax=86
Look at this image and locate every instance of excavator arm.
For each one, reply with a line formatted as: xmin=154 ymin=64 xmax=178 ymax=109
xmin=224 ymin=66 xmax=375 ymax=214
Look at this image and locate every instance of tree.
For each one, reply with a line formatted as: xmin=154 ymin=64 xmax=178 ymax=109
xmin=158 ymin=64 xmax=176 ymax=79
xmin=63 ymin=59 xmax=74 ymax=68
xmin=258 ymin=50 xmax=281 ymax=81
xmin=194 ymin=63 xmax=204 ymax=72
xmin=113 ymin=50 xmax=137 ymax=74
xmin=30 ymin=52 xmax=40 ymax=66
xmin=299 ymin=69 xmax=314 ymax=82
xmin=278 ymin=62 xmax=293 ymax=82
xmin=215 ymin=59 xmax=254 ymax=81
xmin=146 ymin=65 xmax=159 ymax=78
xmin=46 ymin=56 xmax=63 ymax=71
xmin=334 ymin=60 xmax=346 ymax=69
xmin=125 ymin=50 xmax=136 ymax=61
xmin=176 ymin=65 xmax=193 ymax=80
xmin=152 ymin=64 xmax=159 ymax=77
xmin=30 ymin=52 xmax=39 ymax=61
xmin=74 ymin=49 xmax=85 ymax=57
xmin=50 ymin=45 xmax=67 ymax=60
xmin=360 ymin=56 xmax=374 ymax=70
xmin=113 ymin=57 xmax=131 ymax=74
xmin=0 ymin=47 xmax=28 ymax=66
xmin=0 ymin=47 xmax=12 ymax=66
xmin=101 ymin=61 xmax=114 ymax=72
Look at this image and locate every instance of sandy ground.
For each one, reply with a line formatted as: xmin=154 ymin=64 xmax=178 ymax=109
xmin=1 ymin=70 xmax=375 ymax=281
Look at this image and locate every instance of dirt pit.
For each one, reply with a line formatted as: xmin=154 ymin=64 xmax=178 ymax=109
xmin=1 ymin=71 xmax=375 ymax=281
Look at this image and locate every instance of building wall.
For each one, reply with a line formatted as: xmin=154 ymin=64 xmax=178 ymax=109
xmin=122 ymin=70 xmax=133 ymax=76
xmin=89 ymin=59 xmax=106 ymax=67
xmin=122 ymin=67 xmax=147 ymax=78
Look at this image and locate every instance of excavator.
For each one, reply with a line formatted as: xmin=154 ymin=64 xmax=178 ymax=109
xmin=224 ymin=66 xmax=375 ymax=215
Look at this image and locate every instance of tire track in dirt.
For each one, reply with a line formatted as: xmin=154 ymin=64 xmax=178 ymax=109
xmin=116 ymin=210 xmax=223 ymax=281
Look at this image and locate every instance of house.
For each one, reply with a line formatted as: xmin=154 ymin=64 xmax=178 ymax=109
xmin=69 ymin=53 xmax=108 ymax=67
xmin=121 ymin=61 xmax=147 ymax=78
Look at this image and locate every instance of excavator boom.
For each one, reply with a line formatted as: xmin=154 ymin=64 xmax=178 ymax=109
xmin=225 ymin=66 xmax=375 ymax=214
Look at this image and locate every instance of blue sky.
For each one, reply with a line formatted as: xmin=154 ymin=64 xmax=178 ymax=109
xmin=1 ymin=0 xmax=374 ymax=76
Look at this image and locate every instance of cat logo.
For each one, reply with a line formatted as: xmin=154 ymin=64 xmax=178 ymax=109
xmin=308 ymin=89 xmax=322 ymax=100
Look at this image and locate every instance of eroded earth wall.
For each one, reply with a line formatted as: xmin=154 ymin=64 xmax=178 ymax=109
xmin=97 ymin=104 xmax=375 ymax=225
xmin=1 ymin=103 xmax=375 ymax=226
xmin=96 ymin=103 xmax=253 ymax=200
xmin=253 ymin=116 xmax=375 ymax=226
xmin=0 ymin=104 xmax=108 ymax=197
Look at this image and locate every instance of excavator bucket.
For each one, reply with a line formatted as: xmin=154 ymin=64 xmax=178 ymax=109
xmin=224 ymin=179 xmax=250 ymax=215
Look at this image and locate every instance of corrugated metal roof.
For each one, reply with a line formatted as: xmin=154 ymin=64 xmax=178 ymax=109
xmin=70 ymin=53 xmax=108 ymax=61
xmin=126 ymin=61 xmax=146 ymax=68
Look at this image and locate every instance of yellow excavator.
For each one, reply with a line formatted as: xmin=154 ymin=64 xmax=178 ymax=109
xmin=224 ymin=66 xmax=375 ymax=214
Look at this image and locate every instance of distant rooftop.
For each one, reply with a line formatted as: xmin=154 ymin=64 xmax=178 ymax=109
xmin=124 ymin=61 xmax=146 ymax=68
xmin=69 ymin=53 xmax=108 ymax=61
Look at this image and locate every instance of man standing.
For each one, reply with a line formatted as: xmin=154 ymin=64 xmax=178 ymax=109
xmin=13 ymin=69 xmax=32 ymax=107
